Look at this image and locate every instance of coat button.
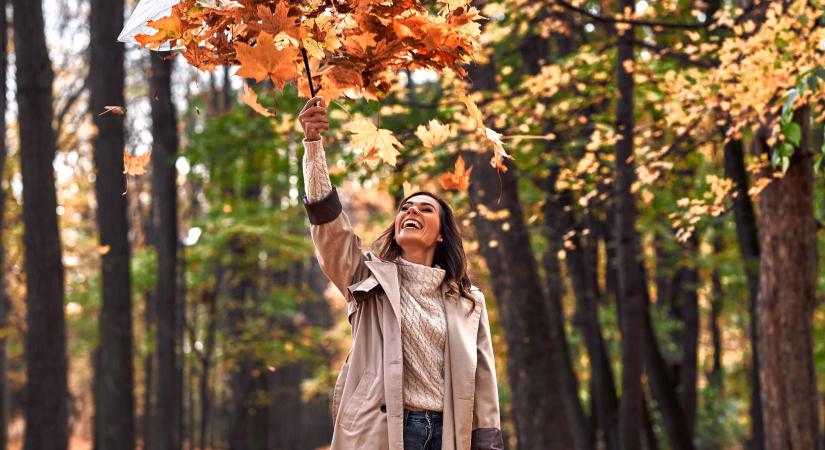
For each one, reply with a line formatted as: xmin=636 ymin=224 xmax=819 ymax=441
xmin=380 ymin=404 xmax=387 ymax=413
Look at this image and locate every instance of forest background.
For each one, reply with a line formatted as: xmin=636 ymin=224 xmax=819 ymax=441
xmin=0 ymin=0 xmax=824 ymax=449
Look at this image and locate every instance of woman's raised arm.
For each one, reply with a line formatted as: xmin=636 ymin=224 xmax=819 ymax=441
xmin=299 ymin=96 xmax=370 ymax=300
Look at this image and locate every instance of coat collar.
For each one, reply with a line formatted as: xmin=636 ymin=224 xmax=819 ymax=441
xmin=363 ymin=252 xmax=402 ymax=327
xmin=350 ymin=251 xmax=480 ymax=331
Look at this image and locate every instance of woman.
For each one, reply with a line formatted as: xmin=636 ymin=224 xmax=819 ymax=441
xmin=299 ymin=96 xmax=503 ymax=450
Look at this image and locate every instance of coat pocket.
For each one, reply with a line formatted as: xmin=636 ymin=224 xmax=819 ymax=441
xmin=341 ymin=371 xmax=375 ymax=431
xmin=330 ymin=361 xmax=349 ymax=422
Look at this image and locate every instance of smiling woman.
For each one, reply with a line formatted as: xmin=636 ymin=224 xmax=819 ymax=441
xmin=298 ymin=95 xmax=503 ymax=450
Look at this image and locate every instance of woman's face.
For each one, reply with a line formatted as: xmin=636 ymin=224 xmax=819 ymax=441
xmin=394 ymin=195 xmax=442 ymax=250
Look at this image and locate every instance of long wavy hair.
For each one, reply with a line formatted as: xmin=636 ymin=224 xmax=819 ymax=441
xmin=372 ymin=191 xmax=476 ymax=313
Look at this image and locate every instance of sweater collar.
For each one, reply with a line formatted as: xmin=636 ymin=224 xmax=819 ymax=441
xmin=395 ymin=255 xmax=447 ymax=295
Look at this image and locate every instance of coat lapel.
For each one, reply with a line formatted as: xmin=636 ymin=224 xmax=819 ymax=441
xmin=363 ymin=255 xmax=402 ymax=327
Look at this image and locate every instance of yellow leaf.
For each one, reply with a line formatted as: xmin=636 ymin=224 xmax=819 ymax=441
xmin=415 ymin=120 xmax=452 ymax=148
xmin=343 ymin=117 xmax=402 ymax=166
xmin=302 ymin=37 xmax=325 ymax=59
xmin=98 ymin=245 xmax=111 ymax=255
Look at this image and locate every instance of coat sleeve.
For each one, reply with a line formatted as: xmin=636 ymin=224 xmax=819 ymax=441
xmin=470 ymin=289 xmax=504 ymax=450
xmin=302 ymin=187 xmax=373 ymax=307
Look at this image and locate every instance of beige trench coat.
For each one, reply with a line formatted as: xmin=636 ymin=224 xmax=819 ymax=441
xmin=303 ymin=187 xmax=503 ymax=450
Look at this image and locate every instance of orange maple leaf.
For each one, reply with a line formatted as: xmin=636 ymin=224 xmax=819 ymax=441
xmin=239 ymin=83 xmax=275 ymax=117
xmin=135 ymin=9 xmax=184 ymax=49
xmin=235 ymin=32 xmax=299 ymax=88
xmin=182 ymin=44 xmax=218 ymax=71
xmin=440 ymin=155 xmax=472 ymax=191
xmin=123 ymin=150 xmax=152 ymax=176
xmin=256 ymin=4 xmax=302 ymax=41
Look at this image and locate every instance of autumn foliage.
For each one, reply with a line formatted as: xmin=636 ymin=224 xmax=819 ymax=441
xmin=136 ymin=0 xmax=484 ymax=101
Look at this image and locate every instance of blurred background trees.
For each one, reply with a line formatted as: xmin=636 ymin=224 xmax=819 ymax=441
xmin=0 ymin=0 xmax=822 ymax=449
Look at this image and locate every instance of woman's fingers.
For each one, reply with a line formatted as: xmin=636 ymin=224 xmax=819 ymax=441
xmin=300 ymin=96 xmax=325 ymax=114
xmin=300 ymin=106 xmax=326 ymax=117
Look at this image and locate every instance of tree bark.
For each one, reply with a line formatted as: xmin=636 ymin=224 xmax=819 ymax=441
xmin=722 ymin=137 xmax=764 ymax=450
xmin=90 ymin=0 xmax=135 ymax=447
xmin=755 ymin=107 xmax=821 ymax=450
xmin=563 ymin=206 xmax=620 ymax=450
xmin=540 ymin=172 xmax=592 ymax=450
xmin=521 ymin=20 xmax=592 ymax=450
xmin=464 ymin=54 xmax=575 ymax=447
xmin=0 ymin=2 xmax=9 ymax=447
xmin=149 ymin=52 xmax=180 ymax=450
xmin=12 ymin=0 xmax=69 ymax=448
xmin=465 ymin=147 xmax=575 ymax=449
xmin=613 ymin=5 xmax=645 ymax=448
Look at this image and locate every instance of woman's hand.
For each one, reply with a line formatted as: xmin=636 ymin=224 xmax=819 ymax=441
xmin=299 ymin=96 xmax=329 ymax=142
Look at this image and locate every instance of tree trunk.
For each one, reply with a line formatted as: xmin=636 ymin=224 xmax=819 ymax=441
xmin=12 ymin=0 xmax=69 ymax=448
xmin=90 ymin=0 xmax=135 ymax=447
xmin=755 ymin=108 xmax=821 ymax=450
xmin=149 ymin=52 xmax=180 ymax=450
xmin=540 ymin=175 xmax=592 ymax=450
xmin=641 ymin=274 xmax=695 ymax=450
xmin=677 ymin=237 xmax=699 ymax=437
xmin=521 ymin=21 xmax=592 ymax=450
xmin=722 ymin=137 xmax=764 ymax=450
xmin=563 ymin=206 xmax=620 ymax=450
xmin=613 ymin=5 xmax=645 ymax=448
xmin=0 ymin=1 xmax=9 ymax=447
xmin=463 ymin=55 xmax=575 ymax=447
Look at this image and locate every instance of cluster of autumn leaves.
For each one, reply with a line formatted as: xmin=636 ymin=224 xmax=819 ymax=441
xmin=127 ymin=0 xmax=511 ymax=190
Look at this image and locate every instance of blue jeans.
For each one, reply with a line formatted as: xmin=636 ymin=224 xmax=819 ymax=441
xmin=403 ymin=409 xmax=443 ymax=450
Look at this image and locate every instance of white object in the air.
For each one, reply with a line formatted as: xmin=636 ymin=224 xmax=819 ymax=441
xmin=118 ymin=0 xmax=182 ymax=50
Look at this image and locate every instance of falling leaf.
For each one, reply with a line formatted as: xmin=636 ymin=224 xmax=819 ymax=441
xmin=458 ymin=90 xmax=511 ymax=172
xmin=415 ymin=120 xmax=452 ymax=148
xmin=402 ymin=180 xmax=420 ymax=199
xmin=343 ymin=117 xmax=403 ymax=166
xmin=440 ymin=155 xmax=472 ymax=191
xmin=99 ymin=106 xmax=126 ymax=116
xmin=98 ymin=245 xmax=111 ymax=255
xmin=485 ymin=127 xmax=511 ymax=172
xmin=235 ymin=32 xmax=299 ymax=88
xmin=459 ymin=90 xmax=486 ymax=130
xmin=239 ymin=83 xmax=275 ymax=117
xmin=124 ymin=149 xmax=152 ymax=176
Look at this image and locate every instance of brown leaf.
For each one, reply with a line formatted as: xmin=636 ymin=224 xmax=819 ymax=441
xmin=99 ymin=106 xmax=126 ymax=116
xmin=123 ymin=149 xmax=152 ymax=176
xmin=239 ymin=83 xmax=275 ymax=117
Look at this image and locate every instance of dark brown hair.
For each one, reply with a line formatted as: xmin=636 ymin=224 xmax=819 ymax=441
xmin=372 ymin=191 xmax=476 ymax=313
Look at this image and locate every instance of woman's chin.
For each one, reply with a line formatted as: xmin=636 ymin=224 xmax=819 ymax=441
xmin=396 ymin=235 xmax=432 ymax=250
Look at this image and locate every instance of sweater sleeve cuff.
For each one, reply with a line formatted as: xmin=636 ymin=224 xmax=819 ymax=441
xmin=302 ymin=186 xmax=342 ymax=225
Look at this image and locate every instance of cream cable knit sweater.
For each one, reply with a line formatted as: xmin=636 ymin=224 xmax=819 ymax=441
xmin=302 ymin=138 xmax=448 ymax=412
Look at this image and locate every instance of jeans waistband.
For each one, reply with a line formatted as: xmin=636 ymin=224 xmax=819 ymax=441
xmin=403 ymin=408 xmax=443 ymax=423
